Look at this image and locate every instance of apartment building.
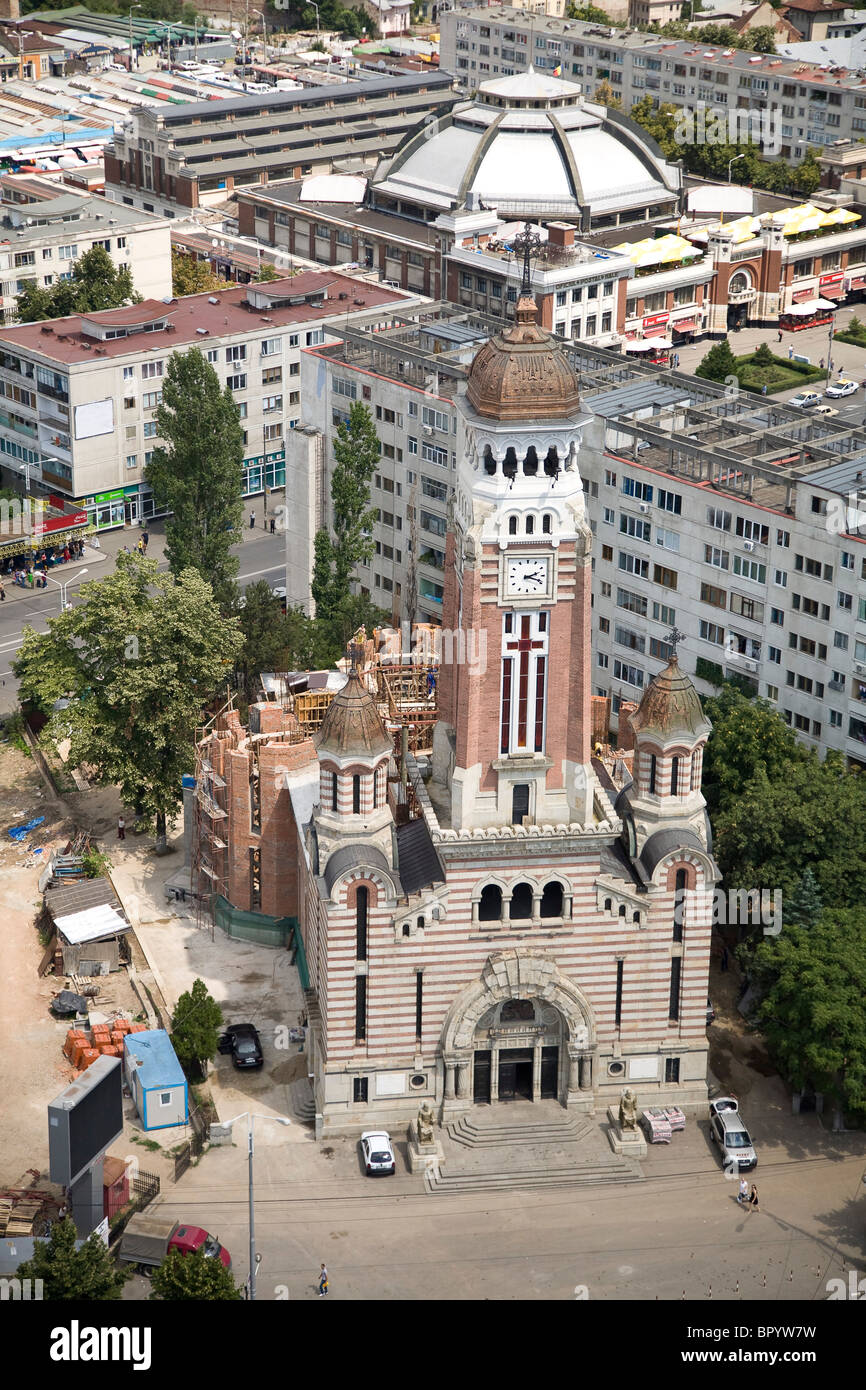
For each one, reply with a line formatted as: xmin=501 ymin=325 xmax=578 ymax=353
xmin=102 ymin=73 xmax=457 ymax=214
xmin=0 ymin=193 xmax=171 ymax=324
xmin=0 ymin=272 xmax=420 ymax=530
xmin=287 ymin=299 xmax=866 ymax=764
xmin=440 ymin=7 xmax=866 ymax=161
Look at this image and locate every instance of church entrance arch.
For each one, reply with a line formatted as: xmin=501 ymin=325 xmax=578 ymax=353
xmin=439 ymin=951 xmax=596 ymax=1110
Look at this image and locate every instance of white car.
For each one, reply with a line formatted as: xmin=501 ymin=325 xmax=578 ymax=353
xmin=815 ymin=404 xmax=839 ymax=418
xmin=824 ymin=378 xmax=859 ymax=398
xmin=788 ymin=391 xmax=822 ymax=409
xmin=360 ymin=1131 xmax=395 ymax=1176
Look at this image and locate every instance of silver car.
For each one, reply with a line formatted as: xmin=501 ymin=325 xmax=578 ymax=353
xmin=709 ymin=1096 xmax=757 ymax=1172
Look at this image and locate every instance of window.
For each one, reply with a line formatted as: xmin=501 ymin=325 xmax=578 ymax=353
xmin=227 ymin=374 xmax=247 ymax=392
xmin=603 ymin=507 xmax=614 ymax=525
xmin=673 ymin=868 xmax=686 ymax=942
xmin=620 ymin=513 xmax=651 ymax=542
xmin=58 ymin=244 xmax=78 ymax=261
xmin=604 ymin=469 xmax=617 ymax=486
xmin=262 ymin=395 xmax=282 ymax=413
xmin=159 ymin=1091 xmax=173 ymax=1107
xmin=830 ymin=710 xmax=843 ymax=728
xmin=123 ymin=366 xmax=134 ymax=381
xmin=657 ymin=489 xmax=682 ymax=515
xmin=615 ymin=960 xmax=624 ymax=1029
xmin=649 ymin=753 xmax=657 ymax=794
xmin=618 ymin=552 xmax=649 ymax=579
xmin=617 ymin=588 xmax=647 ymax=617
xmin=665 ymin=1057 xmax=680 ymax=1084
xmin=653 ymin=564 xmax=677 ymax=591
xmin=705 ymin=545 xmax=729 ymax=571
xmin=479 ymin=884 xmax=502 ymax=921
xmin=355 ymin=975 xmax=367 ymax=1043
xmin=656 ymin=528 xmax=679 ymax=553
xmin=143 ymin=421 xmax=157 ymax=438
xmin=707 ymin=507 xmax=732 ymax=531
xmin=261 ymin=337 xmax=281 ymax=357
xmin=735 ymin=517 xmax=769 ymax=544
xmin=207 ymin=348 xmax=219 ymax=364
xmin=356 ymin=885 xmax=368 ymax=961
xmin=838 ymin=592 xmax=853 ymax=611
xmin=768 ymin=646 xmax=781 ymax=664
xmin=777 ymin=529 xmax=790 ymax=548
xmin=699 ymin=620 xmax=725 ymax=645
xmin=622 ymin=477 xmax=653 ymax=502
xmin=333 ymin=377 xmax=357 ymax=400
xmin=125 ymin=454 xmax=138 ymax=470
xmin=141 ymin=361 xmax=163 ymax=379
xmin=668 ymin=956 xmax=681 ymax=1022
xmin=613 ymin=659 xmax=644 ymax=688
xmin=142 ymin=390 xmax=162 ymax=410
xmin=353 ymin=1077 xmax=368 ymax=1103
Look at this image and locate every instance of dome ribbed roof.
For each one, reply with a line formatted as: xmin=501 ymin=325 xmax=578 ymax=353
xmin=315 ymin=670 xmax=392 ymax=760
xmin=629 ymin=657 xmax=711 ymax=744
xmin=465 ymin=295 xmax=582 ymax=421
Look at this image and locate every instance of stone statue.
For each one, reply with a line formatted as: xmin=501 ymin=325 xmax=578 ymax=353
xmin=618 ymin=1088 xmax=639 ymax=1132
xmin=417 ymin=1101 xmax=435 ymax=1145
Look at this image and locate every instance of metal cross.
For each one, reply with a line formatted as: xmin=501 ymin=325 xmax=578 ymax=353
xmin=512 ymin=221 xmax=544 ymax=295
xmin=663 ymin=626 xmax=687 ymax=657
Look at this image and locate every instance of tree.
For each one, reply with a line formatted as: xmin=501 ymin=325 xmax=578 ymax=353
xmin=171 ymin=249 xmax=224 ymax=297
xmin=145 ymin=348 xmax=245 ymax=610
xmin=701 ymin=684 xmax=806 ymax=816
xmin=254 ymin=262 xmax=280 ymax=282
xmin=785 ymin=867 xmax=823 ymax=929
xmin=16 ymin=245 xmax=140 ymax=323
xmin=16 ymin=1217 xmax=130 ymax=1300
xmin=749 ymin=25 xmax=778 ymax=54
xmin=150 ymin=1247 xmax=242 ymax=1300
xmin=752 ymin=342 xmax=775 ymax=367
xmin=592 ymin=79 xmax=622 ymax=110
xmin=568 ymin=3 xmax=624 ymax=22
xmin=311 ymin=401 xmax=380 ymax=622
xmin=752 ymin=909 xmax=866 ymax=1122
xmin=695 ymin=336 xmax=739 ymax=384
xmin=793 ymin=147 xmax=821 ymax=195
xmin=171 ymin=977 xmax=223 ymax=1077
xmin=14 ymin=554 xmax=242 ymax=848
xmin=235 ymin=580 xmax=292 ymax=700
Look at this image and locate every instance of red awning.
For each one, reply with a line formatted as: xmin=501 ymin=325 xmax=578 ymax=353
xmin=672 ymin=318 xmax=697 ymax=332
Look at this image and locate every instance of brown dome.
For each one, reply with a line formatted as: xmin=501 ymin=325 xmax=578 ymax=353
xmin=465 ymin=295 xmax=582 ymax=421
xmin=315 ymin=670 xmax=392 ymax=761
xmin=629 ymin=657 xmax=712 ymax=745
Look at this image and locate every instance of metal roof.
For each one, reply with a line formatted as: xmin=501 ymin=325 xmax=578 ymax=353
xmin=801 ymin=454 xmax=866 ymax=494
xmin=124 ymin=1029 xmax=185 ymax=1091
xmin=395 ymin=818 xmax=445 ymax=895
xmin=585 ymin=381 xmax=692 ymax=418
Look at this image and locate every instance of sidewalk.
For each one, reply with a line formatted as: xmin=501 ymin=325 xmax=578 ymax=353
xmin=1 ymin=543 xmax=109 ymax=605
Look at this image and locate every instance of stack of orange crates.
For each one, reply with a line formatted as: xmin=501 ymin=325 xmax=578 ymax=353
xmin=79 ymin=1048 xmax=100 ymax=1070
xmin=127 ymin=1023 xmax=147 ymax=1034
xmin=63 ymin=1029 xmax=87 ymax=1060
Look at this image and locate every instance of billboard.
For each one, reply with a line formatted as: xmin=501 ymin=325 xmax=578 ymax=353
xmin=48 ymin=1055 xmax=123 ymax=1189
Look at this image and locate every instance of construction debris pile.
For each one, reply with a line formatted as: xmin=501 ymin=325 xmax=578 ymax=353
xmin=62 ymin=1015 xmax=145 ymax=1079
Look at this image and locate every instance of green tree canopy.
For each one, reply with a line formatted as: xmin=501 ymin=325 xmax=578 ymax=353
xmin=753 ymin=908 xmax=866 ymax=1121
xmin=254 ymin=261 xmax=280 ymax=282
xmin=235 ymin=581 xmax=292 ymax=700
xmin=14 ymin=553 xmax=242 ymax=845
xmin=695 ymin=336 xmax=739 ymax=384
xmin=785 ymin=867 xmax=823 ymax=929
xmin=16 ymin=1217 xmax=130 ymax=1300
xmin=701 ymin=684 xmax=808 ymax=816
xmin=145 ymin=348 xmax=245 ymax=610
xmin=16 ymin=246 xmax=140 ymax=324
xmin=171 ymin=249 xmax=224 ymax=297
xmin=171 ymin=977 xmax=223 ymax=1076
xmin=150 ymin=1247 xmax=242 ymax=1300
xmin=312 ymin=401 xmax=380 ymax=623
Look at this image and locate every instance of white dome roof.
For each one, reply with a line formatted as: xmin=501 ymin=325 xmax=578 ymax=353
xmin=372 ymin=68 xmax=680 ymax=220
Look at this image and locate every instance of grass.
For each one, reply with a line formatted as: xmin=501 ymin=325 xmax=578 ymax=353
xmin=734 ymin=351 xmax=826 ymax=395
xmin=130 ymin=1134 xmax=161 ymax=1152
xmin=835 ymin=326 xmax=866 ymax=348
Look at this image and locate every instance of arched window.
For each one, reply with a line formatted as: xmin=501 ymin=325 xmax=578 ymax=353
xmin=503 ymin=446 xmax=518 ymax=479
xmin=540 ymin=881 xmax=563 ymax=918
xmin=523 ymin=445 xmax=538 ymax=476
xmin=618 ymin=903 xmax=626 ymax=918
xmin=372 ymin=768 xmax=379 ymax=809
xmin=508 ymin=515 xmax=518 ymax=535
xmin=417 ymin=915 xmax=425 ymax=930
xmin=673 ymin=867 xmax=687 ymax=942
xmin=509 ymin=882 xmax=534 ymax=920
xmin=604 ymin=897 xmax=612 ymax=912
xmin=483 ymin=444 xmax=496 ymax=476
xmin=542 ymin=513 xmax=552 ymax=534
xmin=479 ymin=884 xmax=503 ymax=921
xmin=649 ymin=753 xmax=657 ymax=794
xmin=632 ymin=910 xmax=640 ymax=924
xmin=671 ymin=756 xmax=680 ymax=796
xmin=356 ymin=885 xmax=368 ymax=961
xmin=544 ymin=446 xmax=559 ymax=477
xmin=525 ymin=514 xmax=534 ymax=535
xmin=331 ymin=770 xmax=338 ymax=812
xmin=352 ymin=775 xmax=361 ymax=814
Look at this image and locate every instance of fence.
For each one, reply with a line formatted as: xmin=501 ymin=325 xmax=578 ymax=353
xmin=107 ymin=1168 xmax=160 ymax=1246
xmin=213 ymin=894 xmax=293 ymax=948
xmin=173 ymin=1105 xmax=209 ymax=1184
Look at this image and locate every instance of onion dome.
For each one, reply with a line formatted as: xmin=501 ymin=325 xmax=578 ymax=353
xmin=465 ymin=294 xmax=582 ymax=421
xmin=315 ymin=668 xmax=392 ymax=760
xmin=628 ymin=657 xmax=712 ymax=745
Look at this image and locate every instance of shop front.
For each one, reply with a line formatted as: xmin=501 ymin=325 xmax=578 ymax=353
xmin=242 ymin=448 xmax=286 ymax=497
xmin=81 ymin=488 xmax=125 ymax=532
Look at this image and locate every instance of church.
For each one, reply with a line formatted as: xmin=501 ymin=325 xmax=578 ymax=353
xmin=262 ymin=271 xmax=719 ymax=1136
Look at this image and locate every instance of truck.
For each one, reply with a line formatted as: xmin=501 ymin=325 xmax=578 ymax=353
xmin=118 ymin=1213 xmax=231 ymax=1271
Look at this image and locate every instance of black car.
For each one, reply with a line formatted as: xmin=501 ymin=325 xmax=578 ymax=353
xmin=218 ymin=1023 xmax=264 ymax=1070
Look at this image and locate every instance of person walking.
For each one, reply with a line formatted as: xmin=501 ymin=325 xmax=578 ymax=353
xmin=777 ymin=329 xmax=783 ymax=342
xmin=249 ymin=511 xmax=255 ymax=530
xmin=747 ymin=1183 xmax=760 ymax=1214
xmin=142 ymin=530 xmax=150 ymax=551
xmin=269 ymin=516 xmax=276 ymax=535
xmin=317 ymin=1263 xmax=329 ymax=1297
xmin=737 ymin=1176 xmax=749 ymax=1206
xmin=117 ymin=815 xmax=126 ymax=842
xmin=788 ymin=345 xmax=793 ymax=360
xmin=0 ymin=578 xmax=5 ymax=601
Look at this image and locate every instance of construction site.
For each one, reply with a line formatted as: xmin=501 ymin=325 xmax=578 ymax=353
xmin=190 ymin=625 xmax=442 ymax=928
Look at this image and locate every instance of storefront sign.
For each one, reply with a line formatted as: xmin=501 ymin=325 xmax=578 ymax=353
xmin=819 ymin=272 xmax=844 ymax=287
xmin=643 ymin=312 xmax=670 ymax=329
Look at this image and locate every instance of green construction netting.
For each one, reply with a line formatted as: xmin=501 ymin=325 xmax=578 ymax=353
xmin=210 ymin=897 xmax=309 ymax=987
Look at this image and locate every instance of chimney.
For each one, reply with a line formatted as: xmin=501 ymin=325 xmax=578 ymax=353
xmin=547 ymin=221 xmax=575 ymax=248
xmin=0 ymin=0 xmax=21 ymax=18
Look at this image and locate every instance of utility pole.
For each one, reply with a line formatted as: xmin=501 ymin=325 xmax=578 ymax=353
xmin=128 ymin=3 xmax=142 ymax=72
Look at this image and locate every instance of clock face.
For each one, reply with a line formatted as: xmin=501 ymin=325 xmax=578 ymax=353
xmin=506 ymin=557 xmax=549 ymax=596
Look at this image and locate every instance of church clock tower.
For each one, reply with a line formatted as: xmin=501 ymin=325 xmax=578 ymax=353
xmin=432 ymin=230 xmax=595 ymax=832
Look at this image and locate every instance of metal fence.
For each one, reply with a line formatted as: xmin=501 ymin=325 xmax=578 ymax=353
xmin=173 ymin=1106 xmax=209 ymax=1184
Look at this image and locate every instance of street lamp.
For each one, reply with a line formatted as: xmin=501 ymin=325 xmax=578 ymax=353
xmin=251 ymin=8 xmax=267 ymax=64
xmin=46 ymin=568 xmax=88 ymax=612
xmin=309 ymin=1 xmax=321 ymax=41
xmin=223 ymin=1111 xmax=291 ymax=1301
xmin=727 ymin=153 xmax=746 ymax=183
xmin=128 ymin=3 xmax=143 ymax=72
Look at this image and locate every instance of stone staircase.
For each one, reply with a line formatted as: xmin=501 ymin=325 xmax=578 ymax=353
xmin=425 ymin=1102 xmax=642 ymax=1195
xmin=289 ymin=1076 xmax=316 ymax=1124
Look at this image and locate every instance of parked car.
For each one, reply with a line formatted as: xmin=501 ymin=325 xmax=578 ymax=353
xmin=709 ymin=1096 xmax=757 ymax=1171
xmin=360 ymin=1131 xmax=396 ymax=1176
xmin=789 ymin=391 xmax=822 ymax=409
xmin=814 ymin=404 xmax=839 ymax=418
xmin=118 ymin=1214 xmax=231 ymax=1271
xmin=218 ymin=1022 xmax=263 ymax=1070
xmin=824 ymin=378 xmax=859 ymax=398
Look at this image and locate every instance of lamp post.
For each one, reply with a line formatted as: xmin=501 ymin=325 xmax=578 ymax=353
xmin=309 ymin=1 xmax=320 ymax=41
xmin=46 ymin=568 xmax=88 ymax=612
xmin=128 ymin=3 xmax=142 ymax=72
xmin=252 ymin=8 xmax=267 ymax=64
xmin=727 ymin=153 xmax=746 ymax=183
xmin=223 ymin=1112 xmax=291 ymax=1300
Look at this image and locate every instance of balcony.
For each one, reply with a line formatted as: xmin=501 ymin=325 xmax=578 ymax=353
xmin=728 ymin=286 xmax=757 ymax=305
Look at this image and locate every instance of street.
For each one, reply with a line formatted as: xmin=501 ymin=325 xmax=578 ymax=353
xmin=0 ymin=514 xmax=290 ymax=715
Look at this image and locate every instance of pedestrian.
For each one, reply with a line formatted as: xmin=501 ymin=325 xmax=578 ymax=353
xmin=137 ymin=538 xmax=144 ymax=554
xmin=26 ymin=568 xmax=34 ymax=588
xmin=142 ymin=530 xmax=150 ymax=550
xmin=317 ymin=1262 xmax=328 ymax=1297
xmin=737 ymin=1176 xmax=749 ymax=1205
xmin=117 ymin=815 xmax=126 ymax=842
xmin=748 ymin=1183 xmax=760 ymax=1214
xmin=63 ymin=546 xmax=70 ymax=563
xmin=269 ymin=516 xmax=276 ymax=534
xmin=761 ymin=383 xmax=767 ymax=396
xmin=249 ymin=511 xmax=255 ymax=530
xmin=820 ymin=357 xmax=825 ymax=369
xmin=777 ymin=329 xmax=783 ymax=342
xmin=0 ymin=579 xmax=5 ymax=601
xmin=788 ymin=345 xmax=793 ymax=360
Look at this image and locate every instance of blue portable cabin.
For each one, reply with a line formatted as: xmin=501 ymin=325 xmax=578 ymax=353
xmin=123 ymin=1029 xmax=188 ymax=1131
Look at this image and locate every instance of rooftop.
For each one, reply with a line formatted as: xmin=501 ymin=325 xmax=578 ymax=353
xmin=123 ymin=1029 xmax=185 ymax=1090
xmin=0 ymin=192 xmax=166 ymax=239
xmin=0 ymin=270 xmax=412 ymax=366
